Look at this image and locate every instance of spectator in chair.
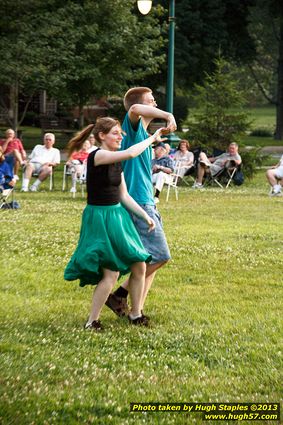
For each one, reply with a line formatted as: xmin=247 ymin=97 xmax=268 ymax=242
xmin=266 ymin=154 xmax=283 ymax=197
xmin=66 ymin=139 xmax=91 ymax=193
xmin=193 ymin=142 xmax=242 ymax=188
xmin=173 ymin=139 xmax=194 ymax=177
xmin=152 ymin=142 xmax=174 ymax=203
xmin=87 ymin=134 xmax=97 ymax=153
xmin=0 ymin=147 xmax=17 ymax=191
xmin=0 ymin=129 xmax=26 ymax=180
xmin=21 ymin=133 xmax=60 ymax=192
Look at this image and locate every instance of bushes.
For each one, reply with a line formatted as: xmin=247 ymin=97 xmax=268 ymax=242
xmin=250 ymin=127 xmax=274 ymax=137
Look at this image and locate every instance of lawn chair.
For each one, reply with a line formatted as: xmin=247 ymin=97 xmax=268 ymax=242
xmin=62 ymin=163 xmax=73 ymax=191
xmin=22 ymin=164 xmax=54 ymax=191
xmin=63 ymin=161 xmax=87 ymax=198
xmin=0 ymin=154 xmax=16 ymax=209
xmin=205 ymin=160 xmax=241 ymax=189
xmin=181 ymin=146 xmax=202 ymax=185
xmin=165 ymin=161 xmax=182 ymax=202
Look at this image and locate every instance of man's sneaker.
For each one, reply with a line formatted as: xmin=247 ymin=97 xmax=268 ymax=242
xmin=84 ymin=320 xmax=103 ymax=331
xmin=29 ymin=185 xmax=37 ymax=192
xmin=105 ymin=293 xmax=129 ymax=317
xmin=21 ymin=187 xmax=28 ymax=192
xmin=128 ymin=314 xmax=150 ymax=327
xmin=154 ymin=197 xmax=160 ymax=204
xmin=70 ymin=187 xmax=76 ymax=193
xmin=192 ymin=182 xmax=203 ymax=189
xmin=270 ymin=191 xmax=282 ymax=197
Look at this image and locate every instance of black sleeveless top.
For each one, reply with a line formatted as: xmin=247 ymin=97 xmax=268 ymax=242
xmin=87 ymin=148 xmax=122 ymax=205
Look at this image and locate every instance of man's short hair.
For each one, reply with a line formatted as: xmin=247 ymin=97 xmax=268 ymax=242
xmin=44 ymin=133 xmax=55 ymax=141
xmin=123 ymin=87 xmax=152 ymax=111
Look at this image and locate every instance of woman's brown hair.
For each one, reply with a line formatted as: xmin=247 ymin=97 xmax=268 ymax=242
xmin=67 ymin=118 xmax=121 ymax=156
xmin=177 ymin=139 xmax=190 ymax=151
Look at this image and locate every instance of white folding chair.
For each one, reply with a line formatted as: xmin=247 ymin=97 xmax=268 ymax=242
xmin=0 ymin=188 xmax=14 ymax=209
xmin=165 ymin=161 xmax=182 ymax=202
xmin=22 ymin=166 xmax=54 ymax=191
xmin=62 ymin=164 xmax=72 ymax=191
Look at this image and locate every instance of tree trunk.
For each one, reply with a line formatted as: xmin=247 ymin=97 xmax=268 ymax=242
xmin=11 ymin=81 xmax=19 ymax=134
xmin=78 ymin=104 xmax=85 ymax=129
xmin=275 ymin=19 xmax=283 ymax=140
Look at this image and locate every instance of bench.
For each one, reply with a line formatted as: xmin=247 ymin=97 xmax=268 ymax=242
xmin=39 ymin=116 xmax=75 ymax=137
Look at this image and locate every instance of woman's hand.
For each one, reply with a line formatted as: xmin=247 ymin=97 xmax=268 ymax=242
xmin=152 ymin=127 xmax=169 ymax=142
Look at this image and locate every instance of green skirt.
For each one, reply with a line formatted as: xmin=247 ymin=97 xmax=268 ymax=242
xmin=64 ymin=203 xmax=151 ymax=286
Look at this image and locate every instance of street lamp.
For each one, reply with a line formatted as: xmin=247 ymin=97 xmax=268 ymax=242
xmin=137 ymin=0 xmax=179 ymax=142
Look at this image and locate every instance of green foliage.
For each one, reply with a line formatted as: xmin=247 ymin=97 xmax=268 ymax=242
xmin=153 ymin=0 xmax=257 ymax=92
xmin=154 ymin=94 xmax=190 ymax=131
xmin=240 ymin=148 xmax=269 ymax=179
xmin=187 ymin=57 xmax=251 ymax=150
xmin=0 ymin=0 xmax=166 ymax=128
xmin=0 ymin=171 xmax=282 ymax=424
xmin=250 ymin=127 xmax=274 ymax=137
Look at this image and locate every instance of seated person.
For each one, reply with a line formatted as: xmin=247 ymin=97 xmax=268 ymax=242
xmin=21 ymin=133 xmax=60 ymax=192
xmin=0 ymin=128 xmax=26 ymax=179
xmin=0 ymin=147 xmax=17 ymax=191
xmin=152 ymin=142 xmax=174 ymax=203
xmin=173 ymin=139 xmax=194 ymax=177
xmin=193 ymin=142 xmax=242 ymax=188
xmin=87 ymin=133 xmax=96 ymax=153
xmin=266 ymin=154 xmax=283 ymax=196
xmin=66 ymin=139 xmax=91 ymax=193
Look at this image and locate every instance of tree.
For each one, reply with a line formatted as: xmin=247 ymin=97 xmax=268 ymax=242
xmin=0 ymin=0 xmax=166 ymax=130
xmin=187 ymin=57 xmax=251 ymax=150
xmin=0 ymin=0 xmax=79 ymax=131
xmin=144 ymin=0 xmax=257 ymax=93
xmin=247 ymin=0 xmax=283 ymax=139
xmin=59 ymin=0 xmax=166 ymax=127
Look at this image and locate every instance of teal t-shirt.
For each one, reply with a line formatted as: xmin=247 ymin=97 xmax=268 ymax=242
xmin=121 ymin=113 xmax=154 ymax=205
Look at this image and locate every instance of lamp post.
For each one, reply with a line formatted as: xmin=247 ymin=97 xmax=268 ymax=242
xmin=137 ymin=0 xmax=179 ymax=143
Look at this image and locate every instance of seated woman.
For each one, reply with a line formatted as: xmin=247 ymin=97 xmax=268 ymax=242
xmin=66 ymin=139 xmax=91 ymax=193
xmin=0 ymin=147 xmax=17 ymax=191
xmin=173 ymin=139 xmax=194 ymax=177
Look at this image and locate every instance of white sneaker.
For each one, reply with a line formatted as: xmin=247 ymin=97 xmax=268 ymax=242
xmin=270 ymin=191 xmax=282 ymax=197
xmin=29 ymin=185 xmax=37 ymax=192
xmin=192 ymin=182 xmax=203 ymax=189
xmin=70 ymin=187 xmax=77 ymax=193
xmin=21 ymin=187 xmax=28 ymax=192
xmin=154 ymin=197 xmax=160 ymax=204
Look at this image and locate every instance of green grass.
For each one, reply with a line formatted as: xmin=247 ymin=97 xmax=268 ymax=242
xmin=0 ymin=170 xmax=282 ymax=424
xmin=245 ymin=106 xmax=276 ymax=129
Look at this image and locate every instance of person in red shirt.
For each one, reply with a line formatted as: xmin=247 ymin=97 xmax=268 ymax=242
xmin=66 ymin=139 xmax=91 ymax=193
xmin=0 ymin=129 xmax=26 ymax=179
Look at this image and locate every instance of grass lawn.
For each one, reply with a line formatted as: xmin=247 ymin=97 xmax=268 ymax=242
xmin=245 ymin=106 xmax=276 ymax=130
xmin=0 ymin=170 xmax=282 ymax=424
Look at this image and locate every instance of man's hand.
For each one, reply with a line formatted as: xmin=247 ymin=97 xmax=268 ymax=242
xmin=164 ymin=114 xmax=177 ymax=134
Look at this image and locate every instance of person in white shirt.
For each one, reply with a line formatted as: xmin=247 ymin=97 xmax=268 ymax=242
xmin=266 ymin=154 xmax=283 ymax=196
xmin=21 ymin=133 xmax=60 ymax=192
xmin=173 ymin=139 xmax=194 ymax=177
